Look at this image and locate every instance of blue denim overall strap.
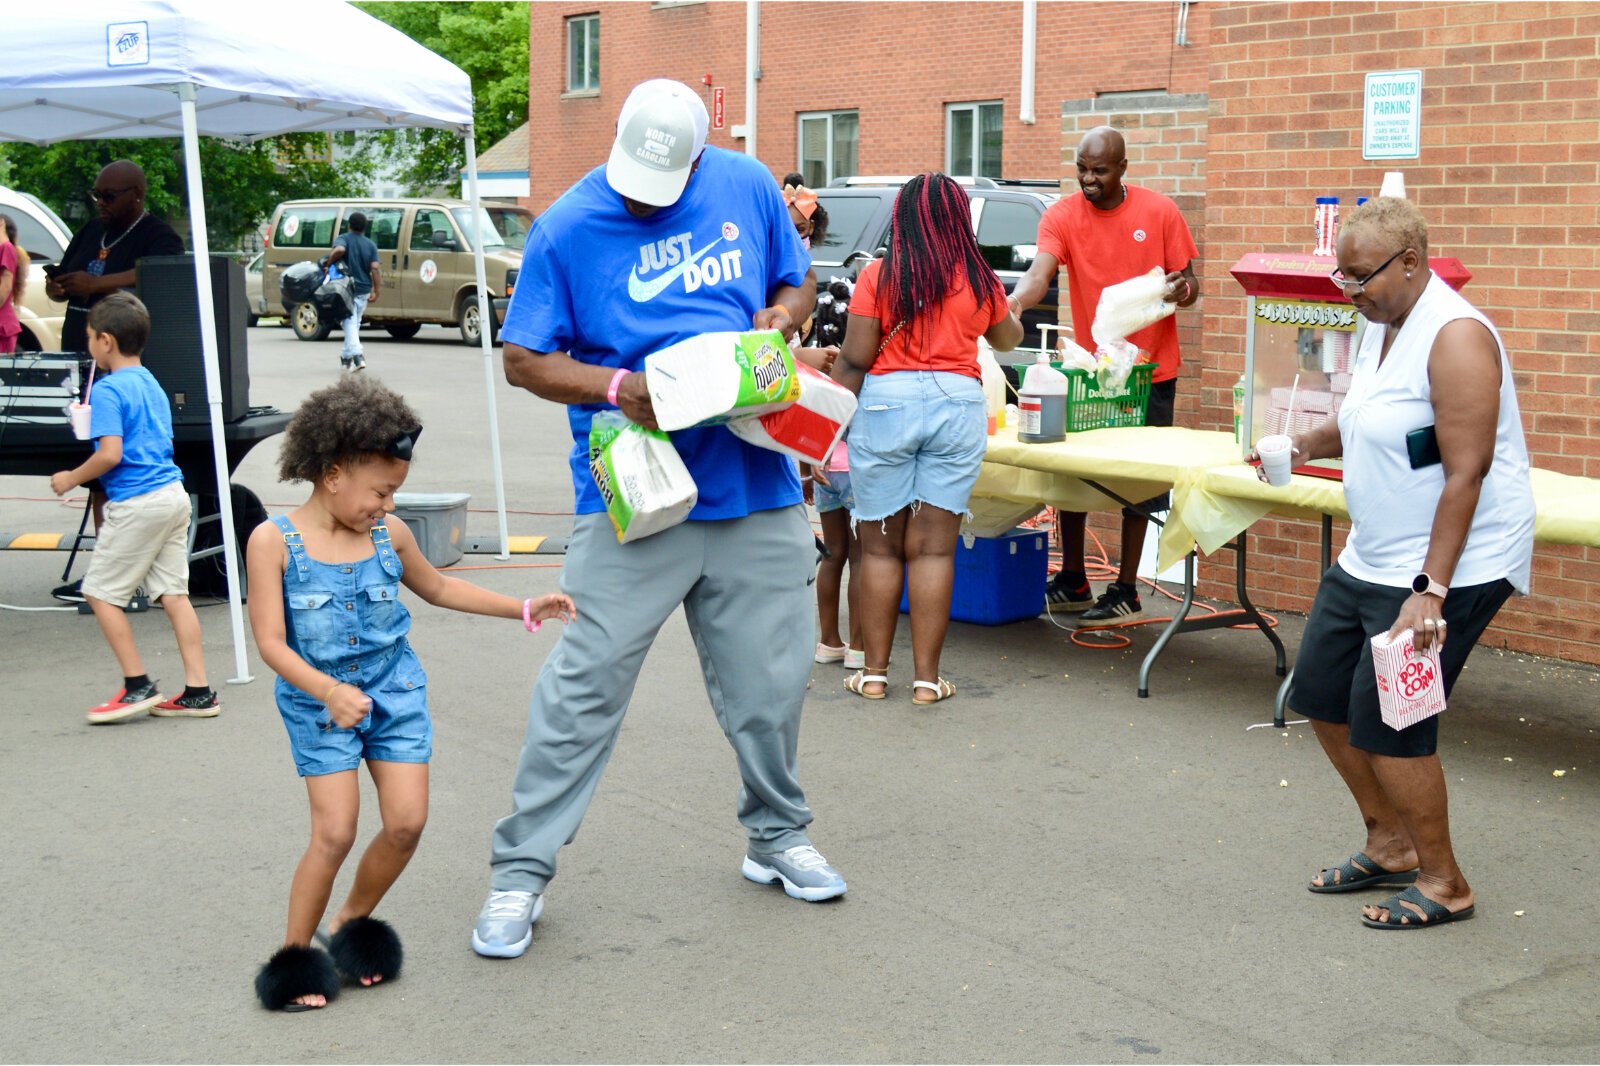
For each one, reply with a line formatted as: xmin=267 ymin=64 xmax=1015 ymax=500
xmin=370 ymin=521 xmax=403 ymax=579
xmin=274 ymin=514 xmax=312 ymax=585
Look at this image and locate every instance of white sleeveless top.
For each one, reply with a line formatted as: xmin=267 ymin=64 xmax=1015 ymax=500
xmin=1336 ymin=273 xmax=1534 ymax=593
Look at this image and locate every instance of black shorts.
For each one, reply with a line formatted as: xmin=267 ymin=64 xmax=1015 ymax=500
xmin=1124 ymin=377 xmax=1177 ymax=518
xmin=1287 ymin=564 xmax=1514 ymax=757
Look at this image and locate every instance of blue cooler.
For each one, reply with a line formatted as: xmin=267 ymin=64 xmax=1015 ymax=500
xmin=899 ymin=527 xmax=1047 ymax=625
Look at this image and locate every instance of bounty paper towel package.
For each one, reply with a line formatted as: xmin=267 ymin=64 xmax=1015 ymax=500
xmin=644 ymin=330 xmax=802 ymax=431
xmin=588 ymin=412 xmax=699 ymax=543
xmin=727 ymin=362 xmax=857 ymax=465
xmin=1371 ymin=628 xmax=1448 ymax=731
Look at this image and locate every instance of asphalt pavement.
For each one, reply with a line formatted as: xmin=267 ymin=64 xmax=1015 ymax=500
xmin=2 ymin=323 xmax=1597 ymax=1063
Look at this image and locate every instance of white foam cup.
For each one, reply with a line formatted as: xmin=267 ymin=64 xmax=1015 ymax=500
xmin=68 ymin=402 xmax=92 ymax=441
xmin=1256 ymin=433 xmax=1294 ymax=486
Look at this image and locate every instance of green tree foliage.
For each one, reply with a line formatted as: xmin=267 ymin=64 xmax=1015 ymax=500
xmin=355 ymin=1 xmax=530 ymax=194
xmin=0 ymin=134 xmax=375 ymax=251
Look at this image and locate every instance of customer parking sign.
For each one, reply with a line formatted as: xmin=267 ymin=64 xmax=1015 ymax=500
xmin=1363 ymin=70 xmax=1422 ymax=160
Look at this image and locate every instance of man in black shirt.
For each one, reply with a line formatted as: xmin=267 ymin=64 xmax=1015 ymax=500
xmin=43 ymin=159 xmax=184 ymax=601
xmin=47 ymin=159 xmax=185 ymax=353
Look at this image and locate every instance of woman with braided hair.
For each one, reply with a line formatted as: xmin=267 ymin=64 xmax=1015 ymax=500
xmin=833 ymin=173 xmax=1023 ymax=705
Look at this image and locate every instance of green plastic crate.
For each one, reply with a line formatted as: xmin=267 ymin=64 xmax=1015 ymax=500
xmin=1063 ymin=362 xmax=1154 ymax=432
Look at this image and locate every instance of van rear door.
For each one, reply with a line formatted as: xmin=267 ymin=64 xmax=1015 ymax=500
xmin=264 ymin=203 xmax=340 ymax=312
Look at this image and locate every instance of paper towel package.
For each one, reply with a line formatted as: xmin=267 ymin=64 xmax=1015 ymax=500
xmin=726 ymin=362 xmax=857 ymax=465
xmin=588 ymin=412 xmax=699 ymax=543
xmin=1371 ymin=628 xmax=1448 ymax=731
xmin=645 ymin=330 xmax=802 ymax=431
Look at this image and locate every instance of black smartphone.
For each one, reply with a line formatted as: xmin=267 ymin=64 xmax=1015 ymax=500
xmin=1406 ymin=425 xmax=1441 ymax=469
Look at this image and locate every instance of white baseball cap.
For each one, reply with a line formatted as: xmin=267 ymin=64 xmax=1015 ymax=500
xmin=606 ymin=79 xmax=709 ymax=207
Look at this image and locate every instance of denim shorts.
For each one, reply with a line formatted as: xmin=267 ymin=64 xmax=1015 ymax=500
xmin=277 ymin=644 xmax=433 ymax=776
xmin=814 ymin=469 xmax=855 ymax=514
xmin=850 ymin=370 xmax=986 ymax=522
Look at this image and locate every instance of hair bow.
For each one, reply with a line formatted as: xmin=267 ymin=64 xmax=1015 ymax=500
xmin=782 ymin=183 xmax=818 ymax=219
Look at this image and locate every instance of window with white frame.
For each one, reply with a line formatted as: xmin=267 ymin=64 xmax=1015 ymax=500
xmin=947 ymin=101 xmax=1003 ymax=179
xmin=566 ymin=14 xmax=599 ymax=93
xmin=797 ymin=111 xmax=859 ymax=188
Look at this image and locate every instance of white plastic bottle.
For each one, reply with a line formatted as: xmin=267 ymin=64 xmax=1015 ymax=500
xmin=977 ymin=338 xmax=1007 ymax=434
xmin=1017 ymin=352 xmax=1069 ymax=443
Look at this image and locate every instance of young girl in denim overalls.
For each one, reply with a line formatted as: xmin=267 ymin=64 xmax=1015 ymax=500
xmin=246 ymin=376 xmax=575 ymax=1012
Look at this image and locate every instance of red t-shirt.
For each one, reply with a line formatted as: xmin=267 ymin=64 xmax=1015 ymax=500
xmin=848 ymin=257 xmax=1008 ymax=379
xmin=1035 ymin=185 xmax=1198 ymax=382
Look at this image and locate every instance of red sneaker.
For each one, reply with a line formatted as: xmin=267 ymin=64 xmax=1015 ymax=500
xmin=87 ymin=681 xmax=163 ymax=725
xmin=151 ymin=690 xmax=221 ymax=718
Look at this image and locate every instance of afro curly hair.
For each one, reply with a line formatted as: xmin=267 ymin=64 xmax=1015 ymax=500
xmin=277 ymin=375 xmax=423 ymax=484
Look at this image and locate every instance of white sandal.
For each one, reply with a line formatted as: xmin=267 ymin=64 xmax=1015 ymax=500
xmin=911 ymin=678 xmax=955 ymax=705
xmin=845 ymin=669 xmax=889 ymax=700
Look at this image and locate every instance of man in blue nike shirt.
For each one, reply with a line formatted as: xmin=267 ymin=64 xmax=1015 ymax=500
xmin=472 ymin=79 xmax=845 ymax=960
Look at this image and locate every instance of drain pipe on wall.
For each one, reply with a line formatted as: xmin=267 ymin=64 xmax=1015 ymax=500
xmin=743 ymin=0 xmax=759 ymax=156
xmin=1019 ymin=0 xmax=1037 ymax=125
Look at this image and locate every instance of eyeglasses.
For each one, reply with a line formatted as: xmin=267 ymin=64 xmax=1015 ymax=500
xmin=90 ymin=187 xmax=135 ymax=204
xmin=386 ymin=427 xmax=423 ymax=461
xmin=1329 ymin=248 xmax=1407 ymax=296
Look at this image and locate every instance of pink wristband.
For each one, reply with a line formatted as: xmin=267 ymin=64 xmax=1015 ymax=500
xmin=606 ymin=368 xmax=630 ymax=407
xmin=522 ymin=597 xmax=540 ymax=633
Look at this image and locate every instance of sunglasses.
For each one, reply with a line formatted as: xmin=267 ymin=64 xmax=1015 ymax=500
xmin=90 ymin=187 xmax=136 ymax=205
xmin=387 ymin=427 xmax=423 ymax=461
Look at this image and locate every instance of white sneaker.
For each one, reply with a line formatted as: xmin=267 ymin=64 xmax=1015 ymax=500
xmin=471 ymin=889 xmax=544 ymax=958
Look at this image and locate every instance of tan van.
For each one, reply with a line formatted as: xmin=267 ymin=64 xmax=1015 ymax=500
xmin=263 ymin=197 xmax=521 ymax=346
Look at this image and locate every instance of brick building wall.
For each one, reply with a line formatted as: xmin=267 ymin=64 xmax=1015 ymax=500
xmin=526 ymin=1 xmax=1209 ymax=208
xmin=1201 ymin=1 xmax=1600 ymax=665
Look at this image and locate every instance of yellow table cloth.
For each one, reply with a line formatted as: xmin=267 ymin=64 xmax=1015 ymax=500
xmin=975 ymin=425 xmax=1243 ymax=517
xmin=1163 ymin=462 xmax=1600 ymax=571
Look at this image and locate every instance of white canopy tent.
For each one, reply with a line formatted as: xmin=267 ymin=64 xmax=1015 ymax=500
xmin=0 ymin=0 xmax=513 ymax=684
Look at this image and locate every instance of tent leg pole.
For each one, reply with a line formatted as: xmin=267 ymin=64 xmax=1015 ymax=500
xmin=463 ymin=130 xmax=512 ymax=560
xmin=178 ymin=83 xmax=253 ymax=684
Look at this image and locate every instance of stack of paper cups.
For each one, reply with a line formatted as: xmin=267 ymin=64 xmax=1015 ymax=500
xmin=1313 ymin=197 xmax=1340 ymax=257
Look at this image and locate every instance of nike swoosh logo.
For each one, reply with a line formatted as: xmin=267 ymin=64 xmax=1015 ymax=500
xmin=627 ymin=238 xmax=724 ymax=303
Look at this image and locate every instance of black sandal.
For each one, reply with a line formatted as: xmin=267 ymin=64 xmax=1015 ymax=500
xmin=255 ymin=944 xmax=340 ymax=1012
xmin=327 ymin=916 xmax=404 ymax=986
xmin=1308 ymin=851 xmax=1419 ymax=894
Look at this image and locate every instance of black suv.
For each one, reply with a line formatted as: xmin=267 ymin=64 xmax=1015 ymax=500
xmin=810 ymin=176 xmax=1062 ymax=350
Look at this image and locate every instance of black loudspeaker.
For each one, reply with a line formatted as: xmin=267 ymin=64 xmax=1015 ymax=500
xmin=135 ymin=254 xmax=250 ymax=424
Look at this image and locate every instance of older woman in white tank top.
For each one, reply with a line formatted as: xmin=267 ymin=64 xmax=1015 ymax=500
xmin=1259 ymin=197 xmax=1534 ymax=931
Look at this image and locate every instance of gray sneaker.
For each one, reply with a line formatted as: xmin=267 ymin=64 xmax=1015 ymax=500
xmin=471 ymin=889 xmax=543 ymax=958
xmin=741 ymin=844 xmax=847 ymax=902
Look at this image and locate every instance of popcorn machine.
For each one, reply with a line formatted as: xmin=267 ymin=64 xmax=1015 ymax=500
xmin=1227 ymin=251 xmax=1471 ymax=477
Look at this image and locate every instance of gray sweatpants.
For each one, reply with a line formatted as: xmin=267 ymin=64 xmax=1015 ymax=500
xmin=489 ymin=506 xmax=818 ymax=893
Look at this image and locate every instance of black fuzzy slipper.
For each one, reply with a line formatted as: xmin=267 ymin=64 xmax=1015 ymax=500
xmin=327 ymin=916 xmax=403 ymax=985
xmin=255 ymin=944 xmax=340 ymax=1012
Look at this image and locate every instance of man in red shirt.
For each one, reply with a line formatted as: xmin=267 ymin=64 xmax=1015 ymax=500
xmin=1009 ymin=126 xmax=1198 ymax=624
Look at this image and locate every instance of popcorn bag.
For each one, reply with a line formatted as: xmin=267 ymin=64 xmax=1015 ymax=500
xmin=1370 ymin=628 xmax=1448 ymax=731
xmin=644 ymin=330 xmax=802 ymax=431
xmin=726 ymin=362 xmax=857 ymax=465
xmin=587 ymin=411 xmax=699 ymax=543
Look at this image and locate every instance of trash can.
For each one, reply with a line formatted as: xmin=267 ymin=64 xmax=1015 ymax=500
xmin=391 ymin=492 xmax=470 ymax=567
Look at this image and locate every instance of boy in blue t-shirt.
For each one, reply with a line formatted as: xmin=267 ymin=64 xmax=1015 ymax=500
xmin=49 ymin=292 xmax=217 ymax=724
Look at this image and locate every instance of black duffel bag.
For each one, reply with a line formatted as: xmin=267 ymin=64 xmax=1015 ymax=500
xmin=279 ymin=260 xmax=323 ymax=305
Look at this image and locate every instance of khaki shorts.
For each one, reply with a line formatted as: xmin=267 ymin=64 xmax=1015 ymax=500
xmin=82 ymin=480 xmax=192 ymax=607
